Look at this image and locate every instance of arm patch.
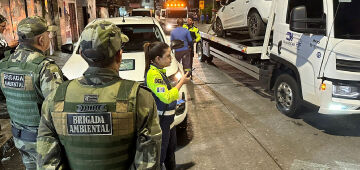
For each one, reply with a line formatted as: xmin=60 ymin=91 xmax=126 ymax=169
xmin=156 ymin=87 xmax=165 ymax=93
xmin=154 ymin=78 xmax=165 ymax=84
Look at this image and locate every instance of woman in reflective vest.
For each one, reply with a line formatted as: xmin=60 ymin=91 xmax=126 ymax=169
xmin=144 ymin=41 xmax=190 ymax=170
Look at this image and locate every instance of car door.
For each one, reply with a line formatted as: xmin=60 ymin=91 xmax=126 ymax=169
xmin=230 ymin=0 xmax=248 ymax=28
xmin=221 ymin=0 xmax=237 ymax=29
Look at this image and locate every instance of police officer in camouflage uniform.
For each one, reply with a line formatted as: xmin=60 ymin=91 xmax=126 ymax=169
xmin=37 ymin=20 xmax=162 ymax=170
xmin=0 ymin=16 xmax=63 ymax=170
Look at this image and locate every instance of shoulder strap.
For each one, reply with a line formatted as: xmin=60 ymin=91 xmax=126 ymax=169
xmin=116 ymin=80 xmax=136 ymax=101
xmin=159 ymin=72 xmax=172 ymax=90
xmin=54 ymin=81 xmax=72 ymax=102
xmin=31 ymin=56 xmax=47 ymax=65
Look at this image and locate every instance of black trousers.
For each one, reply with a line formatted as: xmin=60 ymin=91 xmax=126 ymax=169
xmin=159 ymin=115 xmax=177 ymax=170
xmin=189 ymin=44 xmax=194 ymax=73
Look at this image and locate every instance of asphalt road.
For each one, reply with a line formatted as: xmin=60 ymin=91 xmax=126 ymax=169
xmin=2 ymin=24 xmax=360 ymax=170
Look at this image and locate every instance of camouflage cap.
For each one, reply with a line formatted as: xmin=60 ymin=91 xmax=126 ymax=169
xmin=79 ymin=20 xmax=129 ymax=62
xmin=0 ymin=14 xmax=6 ymax=23
xmin=17 ymin=16 xmax=58 ymax=40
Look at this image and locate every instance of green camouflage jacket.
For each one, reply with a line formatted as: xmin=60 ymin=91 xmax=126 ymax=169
xmin=4 ymin=44 xmax=64 ymax=99
xmin=37 ymin=67 xmax=162 ymax=170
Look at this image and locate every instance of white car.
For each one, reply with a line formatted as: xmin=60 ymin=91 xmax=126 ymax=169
xmin=215 ymin=0 xmax=272 ymax=38
xmin=61 ymin=17 xmax=189 ymax=128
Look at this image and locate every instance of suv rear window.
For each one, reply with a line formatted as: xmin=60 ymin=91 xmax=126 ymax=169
xmin=132 ymin=11 xmax=151 ymax=17
xmin=118 ymin=24 xmax=165 ymax=52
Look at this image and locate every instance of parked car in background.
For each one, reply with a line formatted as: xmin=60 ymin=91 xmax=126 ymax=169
xmin=214 ymin=0 xmax=272 ymax=38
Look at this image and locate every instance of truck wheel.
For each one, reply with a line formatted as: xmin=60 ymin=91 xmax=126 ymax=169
xmin=215 ymin=18 xmax=225 ymax=37
xmin=197 ymin=42 xmax=207 ymax=62
xmin=248 ymin=11 xmax=266 ymax=39
xmin=274 ymin=74 xmax=302 ymax=118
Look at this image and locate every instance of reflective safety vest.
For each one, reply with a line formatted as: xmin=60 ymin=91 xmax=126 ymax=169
xmin=52 ymin=79 xmax=140 ymax=170
xmin=183 ymin=24 xmax=201 ymax=43
xmin=0 ymin=55 xmax=47 ymax=126
xmin=145 ymin=68 xmax=177 ymax=116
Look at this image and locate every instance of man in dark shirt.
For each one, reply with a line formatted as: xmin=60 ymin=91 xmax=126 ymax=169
xmin=170 ymin=18 xmax=193 ymax=73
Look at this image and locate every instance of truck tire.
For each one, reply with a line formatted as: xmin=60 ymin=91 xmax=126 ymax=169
xmin=197 ymin=41 xmax=207 ymax=62
xmin=215 ymin=18 xmax=225 ymax=37
xmin=207 ymin=55 xmax=214 ymax=63
xmin=248 ymin=11 xmax=266 ymax=39
xmin=274 ymin=74 xmax=302 ymax=118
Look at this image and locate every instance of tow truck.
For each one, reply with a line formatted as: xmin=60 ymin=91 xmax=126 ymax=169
xmin=159 ymin=0 xmax=188 ymax=34
xmin=199 ymin=0 xmax=360 ymax=117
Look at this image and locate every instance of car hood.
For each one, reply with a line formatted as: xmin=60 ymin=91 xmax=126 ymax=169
xmin=62 ymin=52 xmax=181 ymax=81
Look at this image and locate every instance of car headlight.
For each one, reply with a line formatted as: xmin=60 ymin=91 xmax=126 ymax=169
xmin=332 ymin=85 xmax=360 ymax=99
xmin=166 ymin=24 xmax=172 ymax=30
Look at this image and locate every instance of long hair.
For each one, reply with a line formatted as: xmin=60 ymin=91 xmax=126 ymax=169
xmin=143 ymin=41 xmax=169 ymax=73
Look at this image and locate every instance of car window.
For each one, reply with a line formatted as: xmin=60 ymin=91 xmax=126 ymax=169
xmin=132 ymin=11 xmax=151 ymax=17
xmin=118 ymin=24 xmax=165 ymax=52
xmin=286 ymin=0 xmax=324 ymax=24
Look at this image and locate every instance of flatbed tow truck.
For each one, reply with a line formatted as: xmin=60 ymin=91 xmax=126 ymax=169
xmin=199 ymin=0 xmax=360 ymax=117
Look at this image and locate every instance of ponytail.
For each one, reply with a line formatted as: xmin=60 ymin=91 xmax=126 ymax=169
xmin=143 ymin=41 xmax=169 ymax=73
xmin=144 ymin=42 xmax=151 ymax=73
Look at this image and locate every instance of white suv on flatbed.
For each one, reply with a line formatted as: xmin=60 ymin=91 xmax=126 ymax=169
xmin=215 ymin=0 xmax=272 ymax=38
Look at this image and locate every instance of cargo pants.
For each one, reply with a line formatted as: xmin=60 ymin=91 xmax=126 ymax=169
xmin=11 ymin=122 xmax=38 ymax=170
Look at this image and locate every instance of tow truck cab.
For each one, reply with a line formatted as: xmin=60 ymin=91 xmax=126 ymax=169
xmin=271 ymin=0 xmax=360 ymax=115
xmin=160 ymin=1 xmax=188 ymax=33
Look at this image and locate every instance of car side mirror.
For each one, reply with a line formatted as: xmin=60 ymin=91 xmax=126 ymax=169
xmin=61 ymin=43 xmax=74 ymax=54
xmin=289 ymin=5 xmax=326 ymax=35
xmin=171 ymin=40 xmax=184 ymax=50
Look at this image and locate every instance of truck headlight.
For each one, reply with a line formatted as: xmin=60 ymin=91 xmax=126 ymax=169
xmin=332 ymin=85 xmax=360 ymax=99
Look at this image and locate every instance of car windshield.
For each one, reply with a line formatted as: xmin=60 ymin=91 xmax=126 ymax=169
xmin=333 ymin=0 xmax=360 ymax=40
xmin=167 ymin=10 xmax=187 ymax=18
xmin=118 ymin=24 xmax=164 ymax=52
xmin=132 ymin=11 xmax=151 ymax=17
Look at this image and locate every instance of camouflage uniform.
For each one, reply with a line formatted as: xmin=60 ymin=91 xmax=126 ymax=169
xmin=0 ymin=16 xmax=62 ymax=170
xmin=37 ymin=20 xmax=162 ymax=170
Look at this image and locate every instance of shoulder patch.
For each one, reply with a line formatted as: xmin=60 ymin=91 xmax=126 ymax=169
xmin=154 ymin=78 xmax=165 ymax=84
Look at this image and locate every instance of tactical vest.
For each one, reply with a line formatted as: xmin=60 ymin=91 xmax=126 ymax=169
xmin=52 ymin=79 xmax=140 ymax=170
xmin=0 ymin=55 xmax=46 ymax=126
